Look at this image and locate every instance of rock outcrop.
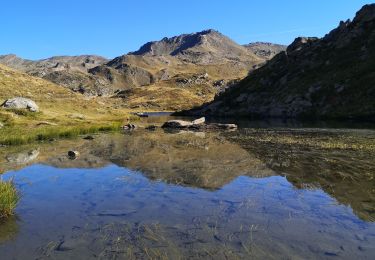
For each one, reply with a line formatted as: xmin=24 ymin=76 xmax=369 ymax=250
xmin=243 ymin=42 xmax=286 ymax=59
xmin=184 ymin=4 xmax=375 ymax=120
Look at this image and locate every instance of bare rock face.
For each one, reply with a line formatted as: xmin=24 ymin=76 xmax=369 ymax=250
xmin=1 ymin=97 xmax=39 ymax=112
xmin=0 ymin=55 xmax=110 ymax=96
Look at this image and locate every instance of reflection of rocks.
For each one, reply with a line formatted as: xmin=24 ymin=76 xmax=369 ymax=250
xmin=6 ymin=150 xmax=39 ymax=164
xmin=88 ymin=131 xmax=273 ymax=189
xmin=0 ymin=140 xmax=108 ymax=173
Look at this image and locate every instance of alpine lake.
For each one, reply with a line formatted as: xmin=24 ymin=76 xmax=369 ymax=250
xmin=0 ymin=114 xmax=374 ymax=259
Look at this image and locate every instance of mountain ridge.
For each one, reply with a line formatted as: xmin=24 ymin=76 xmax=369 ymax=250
xmin=0 ymin=30 xmax=286 ymax=110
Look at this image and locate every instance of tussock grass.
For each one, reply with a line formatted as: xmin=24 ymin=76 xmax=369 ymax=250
xmin=0 ymin=179 xmax=19 ymax=220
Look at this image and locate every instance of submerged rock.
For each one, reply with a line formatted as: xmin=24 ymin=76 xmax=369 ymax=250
xmin=1 ymin=97 xmax=39 ymax=112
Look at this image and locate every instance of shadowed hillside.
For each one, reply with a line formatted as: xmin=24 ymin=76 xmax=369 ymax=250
xmin=184 ymin=5 xmax=375 ymax=120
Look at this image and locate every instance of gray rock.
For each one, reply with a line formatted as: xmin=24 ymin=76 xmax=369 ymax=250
xmin=192 ymin=117 xmax=205 ymax=125
xmin=162 ymin=118 xmax=237 ymax=131
xmin=2 ymin=97 xmax=39 ymax=112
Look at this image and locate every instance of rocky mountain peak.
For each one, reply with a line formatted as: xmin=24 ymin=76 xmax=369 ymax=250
xmin=129 ymin=29 xmax=240 ymax=57
xmin=354 ymin=4 xmax=375 ymax=23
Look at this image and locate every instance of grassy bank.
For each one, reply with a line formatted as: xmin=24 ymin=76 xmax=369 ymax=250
xmin=0 ymin=180 xmax=19 ymax=220
xmin=0 ymin=122 xmax=123 ymax=146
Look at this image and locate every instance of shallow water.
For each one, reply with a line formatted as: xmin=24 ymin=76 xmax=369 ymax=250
xmin=0 ymin=122 xmax=374 ymax=259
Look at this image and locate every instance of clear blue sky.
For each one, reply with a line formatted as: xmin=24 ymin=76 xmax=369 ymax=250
xmin=0 ymin=0 xmax=371 ymax=60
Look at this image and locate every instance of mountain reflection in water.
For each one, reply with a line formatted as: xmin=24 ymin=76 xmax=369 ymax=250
xmin=0 ymin=128 xmax=374 ymax=259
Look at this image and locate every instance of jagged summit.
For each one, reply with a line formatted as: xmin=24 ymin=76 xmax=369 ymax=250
xmin=354 ymin=3 xmax=375 ymax=23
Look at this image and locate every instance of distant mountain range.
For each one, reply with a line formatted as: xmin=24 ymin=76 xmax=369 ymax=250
xmin=0 ymin=31 xmax=285 ymax=110
xmin=184 ymin=4 xmax=375 ymax=120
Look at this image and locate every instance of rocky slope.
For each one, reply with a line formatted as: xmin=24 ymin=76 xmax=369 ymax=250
xmin=185 ymin=4 xmax=375 ymax=120
xmin=243 ymin=42 xmax=286 ymax=59
xmin=0 ymin=55 xmax=111 ymax=96
xmin=0 ymin=30 xmax=285 ymax=110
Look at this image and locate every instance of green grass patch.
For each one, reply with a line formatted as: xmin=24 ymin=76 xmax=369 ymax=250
xmin=0 ymin=122 xmax=123 ymax=146
xmin=0 ymin=179 xmax=19 ymax=220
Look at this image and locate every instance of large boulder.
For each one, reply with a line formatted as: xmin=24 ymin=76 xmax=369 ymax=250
xmin=162 ymin=120 xmax=193 ymax=128
xmin=192 ymin=117 xmax=205 ymax=125
xmin=1 ymin=97 xmax=39 ymax=112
